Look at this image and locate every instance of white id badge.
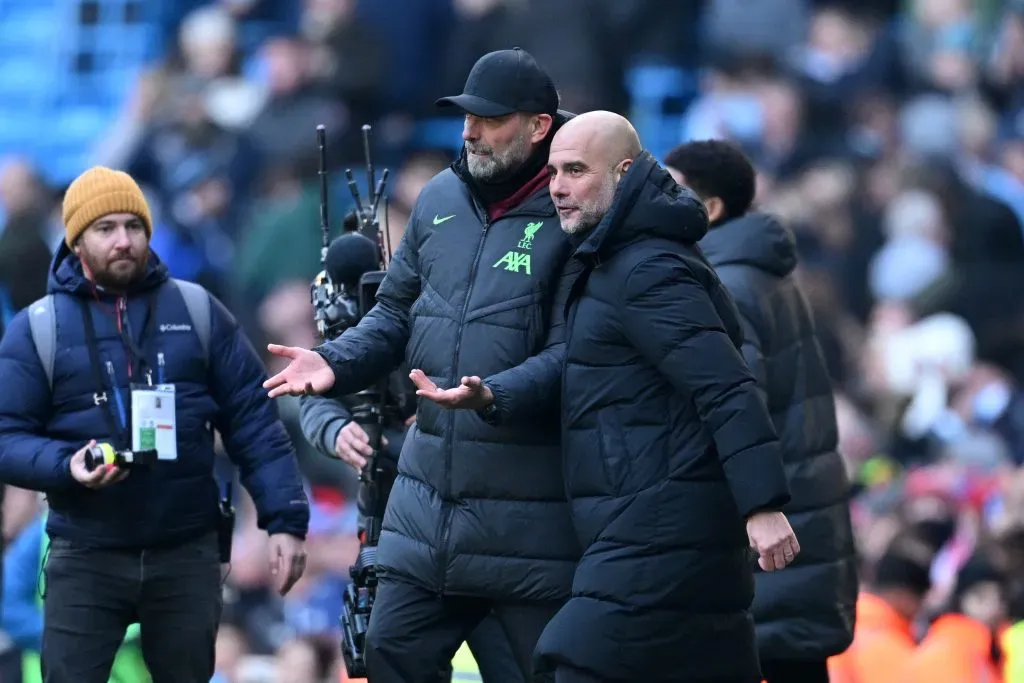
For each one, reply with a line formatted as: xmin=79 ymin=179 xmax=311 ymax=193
xmin=131 ymin=384 xmax=177 ymax=461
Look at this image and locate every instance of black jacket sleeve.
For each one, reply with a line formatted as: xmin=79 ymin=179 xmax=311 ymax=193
xmin=734 ymin=309 xmax=768 ymax=407
xmin=314 ymin=208 xmax=423 ymax=397
xmin=298 ymin=394 xmax=353 ymax=459
xmin=620 ymin=254 xmax=790 ymax=518
xmin=483 ymin=253 xmax=580 ymax=425
xmin=715 ymin=266 xmax=769 ymax=405
xmin=208 ymin=295 xmax=309 ymax=538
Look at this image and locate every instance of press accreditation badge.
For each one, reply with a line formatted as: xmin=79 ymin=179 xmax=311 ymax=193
xmin=131 ymin=384 xmax=177 ymax=461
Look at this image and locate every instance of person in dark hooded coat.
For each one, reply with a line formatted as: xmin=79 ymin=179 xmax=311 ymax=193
xmin=263 ymin=49 xmax=581 ymax=683
xmin=534 ymin=111 xmax=799 ymax=683
xmin=665 ymin=140 xmax=857 ymax=683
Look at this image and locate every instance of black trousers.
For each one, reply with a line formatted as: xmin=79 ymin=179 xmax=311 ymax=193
xmin=466 ymin=611 xmax=525 ymax=683
xmin=365 ymin=576 xmax=561 ymax=683
xmin=760 ymin=659 xmax=830 ymax=683
xmin=554 ymin=666 xmax=758 ymax=683
xmin=40 ymin=532 xmax=222 ymax=683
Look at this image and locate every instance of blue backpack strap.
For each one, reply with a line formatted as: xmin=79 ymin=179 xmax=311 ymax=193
xmin=27 ymin=295 xmax=57 ymax=390
xmin=168 ymin=279 xmax=211 ymax=365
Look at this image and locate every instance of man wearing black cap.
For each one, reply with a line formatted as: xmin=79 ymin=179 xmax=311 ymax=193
xmin=264 ymin=48 xmax=578 ymax=683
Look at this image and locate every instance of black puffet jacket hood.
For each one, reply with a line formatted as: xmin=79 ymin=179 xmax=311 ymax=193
xmin=699 ymin=212 xmax=798 ymax=278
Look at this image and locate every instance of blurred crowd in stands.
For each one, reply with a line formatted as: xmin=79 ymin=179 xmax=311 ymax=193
xmin=5 ymin=0 xmax=1024 ymax=680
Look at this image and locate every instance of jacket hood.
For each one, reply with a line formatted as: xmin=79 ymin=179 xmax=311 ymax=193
xmin=573 ymin=151 xmax=708 ymax=262
xmin=48 ymin=239 xmax=170 ymax=297
xmin=699 ymin=213 xmax=798 ymax=277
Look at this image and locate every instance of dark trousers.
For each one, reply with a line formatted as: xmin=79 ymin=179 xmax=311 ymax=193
xmin=467 ymin=612 xmax=525 ymax=683
xmin=40 ymin=532 xmax=222 ymax=683
xmin=365 ymin=576 xmax=561 ymax=683
xmin=554 ymin=666 xmax=758 ymax=683
xmin=760 ymin=659 xmax=830 ymax=683
xmin=555 ymin=667 xmax=604 ymax=683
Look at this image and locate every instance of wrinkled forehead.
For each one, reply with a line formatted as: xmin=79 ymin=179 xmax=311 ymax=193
xmin=550 ymin=130 xmax=605 ymax=168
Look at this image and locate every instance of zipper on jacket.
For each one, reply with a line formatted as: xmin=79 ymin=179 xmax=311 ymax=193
xmin=157 ymin=352 xmax=166 ymax=385
xmin=436 ymin=216 xmax=492 ymax=594
xmin=105 ymin=360 xmax=128 ymax=431
xmin=114 ymin=295 xmax=138 ymax=383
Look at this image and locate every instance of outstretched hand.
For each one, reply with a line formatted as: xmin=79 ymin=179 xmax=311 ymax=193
xmin=263 ymin=344 xmax=335 ymax=398
xmin=410 ymin=369 xmax=494 ymax=410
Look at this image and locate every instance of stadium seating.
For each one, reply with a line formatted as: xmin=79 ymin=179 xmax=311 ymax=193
xmin=0 ymin=0 xmax=158 ymax=185
xmin=626 ymin=63 xmax=699 ymax=162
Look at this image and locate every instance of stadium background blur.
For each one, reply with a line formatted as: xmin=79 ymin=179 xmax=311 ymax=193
xmin=3 ymin=0 xmax=1024 ymax=681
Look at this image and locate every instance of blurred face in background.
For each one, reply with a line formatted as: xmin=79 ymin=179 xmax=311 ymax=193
xmin=179 ymin=8 xmax=236 ymax=79
xmin=463 ymin=112 xmax=550 ymax=182
xmin=264 ymin=39 xmax=309 ymax=96
xmin=904 ymin=494 xmax=958 ymax=552
xmin=961 ymin=581 xmax=1007 ymax=628
xmin=74 ymin=212 xmax=150 ymax=289
xmin=389 ymin=153 xmax=450 ymax=248
xmin=912 ymin=0 xmax=969 ymax=29
xmin=1001 ymin=139 xmax=1024 ymax=185
xmin=0 ymin=158 xmax=42 ymax=217
xmin=304 ymin=0 xmax=353 ymax=26
xmin=759 ymin=80 xmax=802 ymax=153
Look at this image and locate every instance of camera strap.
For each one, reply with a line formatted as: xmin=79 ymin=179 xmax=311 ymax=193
xmin=78 ymin=292 xmax=159 ymax=450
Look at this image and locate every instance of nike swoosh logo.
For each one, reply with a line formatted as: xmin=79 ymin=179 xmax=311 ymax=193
xmin=433 ymin=214 xmax=455 ymax=225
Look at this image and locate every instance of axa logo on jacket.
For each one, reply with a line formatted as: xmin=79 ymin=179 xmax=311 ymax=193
xmin=493 ymin=220 xmax=545 ymax=275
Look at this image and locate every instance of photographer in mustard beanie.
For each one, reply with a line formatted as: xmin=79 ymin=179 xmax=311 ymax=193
xmin=0 ymin=163 xmax=309 ymax=682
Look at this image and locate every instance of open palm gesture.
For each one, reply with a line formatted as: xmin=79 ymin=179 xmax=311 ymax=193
xmin=410 ymin=369 xmax=493 ymax=410
xmin=263 ymin=344 xmax=336 ymax=398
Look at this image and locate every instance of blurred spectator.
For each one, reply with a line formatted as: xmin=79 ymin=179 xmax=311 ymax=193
xmin=0 ymin=159 xmax=53 ymax=312
xmin=903 ymin=550 xmax=1007 ymax=681
xmin=232 ymin=166 xmax=324 ymax=311
xmin=702 ymin=0 xmax=808 ymax=62
xmin=104 ymin=58 xmax=263 ymax=298
xmin=827 ymin=533 xmax=934 ymax=683
xmin=175 ymin=5 xmax=269 ymax=131
xmin=899 ymin=0 xmax=982 ymax=94
xmin=301 ymin=0 xmax=385 ymax=120
xmin=248 ymin=37 xmax=349 ymax=174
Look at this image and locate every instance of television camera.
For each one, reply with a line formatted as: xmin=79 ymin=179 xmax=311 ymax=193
xmin=311 ymin=124 xmax=397 ymax=680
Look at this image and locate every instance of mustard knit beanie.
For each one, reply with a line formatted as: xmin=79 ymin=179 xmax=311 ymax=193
xmin=63 ymin=166 xmax=153 ymax=248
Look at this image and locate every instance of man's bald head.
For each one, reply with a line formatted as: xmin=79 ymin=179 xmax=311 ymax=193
xmin=548 ymin=111 xmax=643 ymax=235
xmin=552 ymin=111 xmax=642 ymax=172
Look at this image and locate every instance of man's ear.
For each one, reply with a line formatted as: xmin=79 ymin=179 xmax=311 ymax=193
xmin=615 ymin=158 xmax=633 ymax=183
xmin=705 ymin=196 xmax=726 ymax=223
xmin=530 ymin=114 xmax=553 ymax=144
xmin=72 ymin=240 xmax=80 ymax=256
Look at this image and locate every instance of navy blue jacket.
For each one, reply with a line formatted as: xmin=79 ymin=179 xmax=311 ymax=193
xmin=535 ymin=153 xmax=790 ymax=682
xmin=315 ymin=138 xmax=580 ymax=602
xmin=700 ymin=214 xmax=857 ymax=661
xmin=0 ymin=244 xmax=308 ymax=549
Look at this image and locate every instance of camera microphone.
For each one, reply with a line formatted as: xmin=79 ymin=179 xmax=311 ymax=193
xmin=325 ymin=232 xmax=380 ymax=291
